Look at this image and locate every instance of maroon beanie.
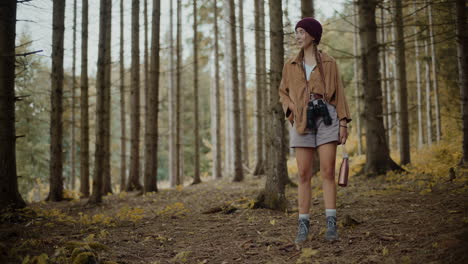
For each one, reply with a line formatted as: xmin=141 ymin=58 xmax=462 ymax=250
xmin=295 ymin=17 xmax=322 ymax=45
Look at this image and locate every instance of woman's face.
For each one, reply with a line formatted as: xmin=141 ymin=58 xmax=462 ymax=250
xmin=295 ymin=27 xmax=315 ymax=49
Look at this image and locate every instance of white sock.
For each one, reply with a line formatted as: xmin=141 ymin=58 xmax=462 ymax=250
xmin=325 ymin=209 xmax=336 ymax=217
xmin=299 ymin=213 xmax=310 ymax=220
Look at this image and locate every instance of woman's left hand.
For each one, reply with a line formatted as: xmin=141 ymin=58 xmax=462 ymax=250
xmin=339 ymin=121 xmax=348 ymax=145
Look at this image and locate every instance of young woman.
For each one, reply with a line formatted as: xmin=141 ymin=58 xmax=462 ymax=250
xmin=278 ymin=18 xmax=352 ymax=244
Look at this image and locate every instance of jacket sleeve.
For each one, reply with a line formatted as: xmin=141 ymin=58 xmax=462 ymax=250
xmin=278 ymin=63 xmax=295 ymax=118
xmin=333 ymin=61 xmax=352 ymax=123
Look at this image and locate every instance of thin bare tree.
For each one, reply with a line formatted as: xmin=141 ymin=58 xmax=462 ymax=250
xmin=119 ymin=0 xmax=126 ymax=191
xmin=301 ymin=0 xmax=314 ymax=18
xmin=413 ymin=0 xmax=424 ymax=148
xmin=456 ymin=0 xmax=468 ymax=164
xmin=426 ymin=0 xmax=441 ymax=142
xmin=358 ymin=0 xmax=400 ymax=176
xmin=80 ymin=0 xmax=90 ymax=197
xmin=255 ymin=0 xmax=287 ymax=210
xmin=253 ymin=0 xmax=265 ymax=176
xmin=0 ymin=0 xmax=26 ymax=209
xmin=238 ymin=0 xmax=249 ymax=169
xmin=127 ymin=0 xmax=143 ymax=191
xmin=393 ymin=0 xmax=410 ymax=164
xmin=169 ymin=0 xmax=177 ymax=187
xmin=192 ymin=0 xmax=201 ymax=185
xmin=354 ymin=3 xmax=362 ymax=155
xmin=71 ymin=0 xmax=77 ymax=190
xmin=89 ymin=0 xmax=111 ymax=203
xmin=211 ymin=0 xmax=222 ymax=180
xmin=48 ymin=0 xmax=66 ymax=201
xmin=144 ymin=0 xmax=161 ymax=193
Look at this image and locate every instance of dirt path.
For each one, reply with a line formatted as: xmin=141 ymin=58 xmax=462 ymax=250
xmin=1 ymin=173 xmax=467 ymax=264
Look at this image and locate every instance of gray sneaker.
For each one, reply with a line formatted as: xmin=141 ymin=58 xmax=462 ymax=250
xmin=294 ymin=218 xmax=310 ymax=245
xmin=325 ymin=216 xmax=339 ymax=241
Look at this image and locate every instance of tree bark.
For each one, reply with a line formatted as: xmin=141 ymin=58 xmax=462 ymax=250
xmin=89 ymin=0 xmax=111 ymax=203
xmin=456 ymin=0 xmax=468 ymax=165
xmin=71 ymin=0 xmax=77 ymax=190
xmin=426 ymin=0 xmax=441 ymax=142
xmin=255 ymin=0 xmax=287 ymax=210
xmin=393 ymin=0 xmax=410 ymax=164
xmin=354 ymin=3 xmax=362 ymax=155
xmin=0 ymin=0 xmax=26 ymax=209
xmin=379 ymin=6 xmax=388 ymax=149
xmin=424 ymin=38 xmax=433 ymax=145
xmin=238 ymin=0 xmax=249 ymax=169
xmin=48 ymin=0 xmax=66 ymax=201
xmin=224 ymin=0 xmax=243 ymax=182
xmin=144 ymin=0 xmax=160 ymax=193
xmin=211 ymin=0 xmax=222 ymax=180
xmin=358 ymin=0 xmax=400 ymax=176
xmin=253 ymin=0 xmax=265 ymax=176
xmin=80 ymin=0 xmax=90 ymax=197
xmin=413 ymin=0 xmax=424 ymax=148
xmin=127 ymin=0 xmax=143 ymax=191
xmin=192 ymin=0 xmax=201 ymax=185
xmin=169 ymin=0 xmax=177 ymax=187
xmin=301 ymin=0 xmax=314 ymax=18
xmin=390 ymin=25 xmax=401 ymax=153
xmin=175 ymin=0 xmax=183 ymax=186
xmin=119 ymin=0 xmax=126 ymax=191
xmin=102 ymin=1 xmax=113 ymax=195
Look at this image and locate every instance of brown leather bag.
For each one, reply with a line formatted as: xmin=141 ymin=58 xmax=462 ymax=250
xmin=338 ymin=144 xmax=349 ymax=187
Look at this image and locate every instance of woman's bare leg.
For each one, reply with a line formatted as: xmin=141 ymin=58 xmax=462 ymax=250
xmin=317 ymin=142 xmax=337 ymax=209
xmin=295 ymin=147 xmax=316 ymax=214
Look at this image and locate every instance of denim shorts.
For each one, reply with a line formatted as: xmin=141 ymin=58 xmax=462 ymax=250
xmin=289 ymin=99 xmax=340 ymax=148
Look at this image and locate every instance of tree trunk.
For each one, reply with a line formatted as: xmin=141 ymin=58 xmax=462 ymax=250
xmin=211 ymin=0 xmax=222 ymax=180
xmin=379 ymin=6 xmax=388 ymax=149
xmin=71 ymin=0 xmax=77 ymax=190
xmin=358 ymin=0 xmax=400 ymax=176
xmin=253 ymin=0 xmax=265 ymax=176
xmin=80 ymin=0 xmax=90 ymax=197
xmin=456 ymin=0 xmax=468 ymax=165
xmin=354 ymin=3 xmax=362 ymax=155
xmin=426 ymin=0 xmax=441 ymax=142
xmin=391 ymin=25 xmax=401 ymax=153
xmin=127 ymin=0 xmax=143 ymax=191
xmin=393 ymin=0 xmax=410 ymax=165
xmin=143 ymin=0 xmax=148 ymax=180
xmin=301 ymin=0 xmax=314 ymax=18
xmin=48 ymin=0 xmax=66 ymax=201
xmin=169 ymin=0 xmax=177 ymax=187
xmin=175 ymin=0 xmax=183 ymax=186
xmin=223 ymin=0 xmax=233 ymax=178
xmin=238 ymin=0 xmax=249 ymax=169
xmin=413 ymin=0 xmax=424 ymax=148
xmin=424 ymin=38 xmax=433 ymax=145
xmin=224 ymin=0 xmax=243 ymax=182
xmin=119 ymin=0 xmax=126 ymax=191
xmin=144 ymin=0 xmax=160 ymax=193
xmin=192 ymin=0 xmax=201 ymax=185
xmin=255 ymin=0 xmax=287 ymax=210
xmin=89 ymin=0 xmax=111 ymax=204
xmin=0 ymin=0 xmax=26 ymax=209
xmin=102 ymin=1 xmax=113 ymax=195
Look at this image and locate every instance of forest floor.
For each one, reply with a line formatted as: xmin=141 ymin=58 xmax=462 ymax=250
xmin=1 ymin=156 xmax=468 ymax=264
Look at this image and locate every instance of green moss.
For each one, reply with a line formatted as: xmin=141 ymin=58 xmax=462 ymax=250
xmin=87 ymin=242 xmax=109 ymax=252
xmin=64 ymin=241 xmax=88 ymax=251
xmin=72 ymin=252 xmax=97 ymax=264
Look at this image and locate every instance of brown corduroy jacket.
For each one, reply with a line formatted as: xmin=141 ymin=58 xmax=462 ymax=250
xmin=279 ymin=49 xmax=352 ymax=134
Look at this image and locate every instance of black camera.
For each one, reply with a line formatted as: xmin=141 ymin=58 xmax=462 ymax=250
xmin=306 ymin=99 xmax=332 ymax=130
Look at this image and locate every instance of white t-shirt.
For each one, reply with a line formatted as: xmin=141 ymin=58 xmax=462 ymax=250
xmin=303 ymin=61 xmax=316 ymax=81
